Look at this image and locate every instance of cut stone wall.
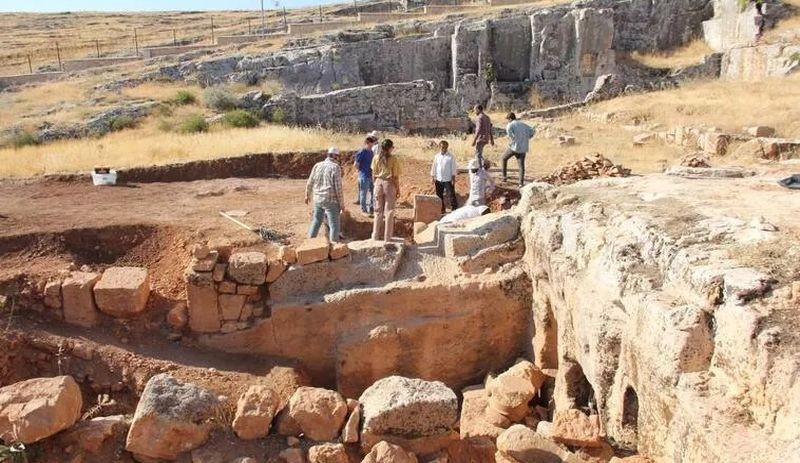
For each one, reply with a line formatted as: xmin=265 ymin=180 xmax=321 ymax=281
xmin=0 ymin=72 xmax=64 ymax=90
xmin=62 ymin=57 xmax=142 ymax=72
xmin=141 ymin=44 xmax=211 ymax=58
xmin=200 ymin=267 xmax=532 ymax=396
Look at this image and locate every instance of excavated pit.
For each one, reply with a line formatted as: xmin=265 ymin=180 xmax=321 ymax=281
xmin=0 ymin=154 xmax=798 ymax=462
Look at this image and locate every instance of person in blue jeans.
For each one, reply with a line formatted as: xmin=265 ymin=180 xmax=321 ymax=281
xmin=305 ymin=147 xmax=345 ymax=242
xmin=354 ymin=135 xmax=377 ymax=217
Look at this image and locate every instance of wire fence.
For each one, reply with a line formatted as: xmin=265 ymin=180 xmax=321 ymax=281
xmin=0 ymin=13 xmax=291 ymax=76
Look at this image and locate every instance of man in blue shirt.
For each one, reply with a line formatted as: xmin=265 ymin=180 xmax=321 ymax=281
xmin=354 ymin=135 xmax=377 ymax=216
xmin=503 ymin=112 xmax=536 ymax=187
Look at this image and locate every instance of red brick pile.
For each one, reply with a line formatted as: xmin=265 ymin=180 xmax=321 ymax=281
xmin=538 ymin=153 xmax=630 ymax=185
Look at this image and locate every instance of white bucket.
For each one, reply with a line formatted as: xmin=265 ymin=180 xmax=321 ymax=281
xmin=91 ymin=170 xmax=117 ymax=186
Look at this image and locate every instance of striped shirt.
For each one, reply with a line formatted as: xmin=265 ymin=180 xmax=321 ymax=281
xmin=306 ymin=158 xmax=344 ymax=206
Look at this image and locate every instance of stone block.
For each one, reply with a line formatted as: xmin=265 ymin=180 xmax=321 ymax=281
xmin=93 ymin=266 xmax=151 ymax=318
xmin=228 ymin=252 xmax=268 ymax=285
xmin=0 ymin=375 xmax=82 ymax=444
xmin=237 ymin=285 xmax=259 ymax=296
xmin=496 ymin=424 xmax=571 ymax=463
xmin=233 ymin=385 xmax=279 ymax=440
xmin=746 ymin=126 xmax=776 ymax=138
xmin=279 ymin=245 xmax=297 ymax=264
xmin=187 ymin=284 xmax=220 ymax=333
xmin=192 ymin=251 xmax=219 ymax=272
xmin=342 ymin=403 xmax=361 ymax=443
xmin=62 ymin=271 xmax=101 ymax=328
xmin=459 ymin=386 xmax=505 ymax=441
xmin=699 ymin=132 xmax=730 ymax=155
xmin=218 ymin=280 xmax=237 ymax=294
xmin=212 ymin=263 xmax=227 ymax=282
xmin=219 ymin=294 xmax=247 ymax=321
xmin=444 ymin=234 xmax=483 ymax=258
xmin=296 ymin=237 xmax=330 ymax=265
xmin=308 ymin=443 xmax=348 ymax=463
xmin=191 ymin=243 xmax=210 ymax=259
xmin=414 ymin=195 xmax=442 ymax=224
xmin=43 ymin=280 xmax=62 ymax=309
xmin=330 ymin=242 xmax=350 ymax=260
xmin=266 ymin=259 xmax=287 ymax=283
xmin=551 ymin=409 xmax=603 ymax=448
xmin=167 ymin=304 xmax=188 ymax=331
xmin=415 ymin=221 xmax=438 ymax=245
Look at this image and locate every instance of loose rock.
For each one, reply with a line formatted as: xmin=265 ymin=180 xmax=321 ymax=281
xmin=285 ymin=386 xmax=348 ymax=441
xmin=233 ymin=385 xmax=279 ymax=440
xmin=125 ymin=374 xmax=219 ymax=460
xmin=0 ymin=375 xmax=83 ymax=444
xmin=361 ymin=441 xmax=418 ymax=463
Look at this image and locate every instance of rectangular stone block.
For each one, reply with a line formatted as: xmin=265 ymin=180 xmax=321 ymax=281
xmin=62 ymin=272 xmax=101 ymax=328
xmin=444 ymin=234 xmax=483 ymax=258
xmin=187 ymin=284 xmax=220 ymax=333
xmin=330 ymin=242 xmax=350 ymax=260
xmin=212 ymin=264 xmax=227 ymax=282
xmin=219 ymin=294 xmax=246 ymax=321
xmin=218 ymin=280 xmax=237 ymax=294
xmin=746 ymin=126 xmax=776 ymax=138
xmin=228 ymin=252 xmax=268 ymax=285
xmin=296 ymin=237 xmax=330 ymax=265
xmin=43 ymin=280 xmax=62 ymax=309
xmin=192 ymin=251 xmax=219 ymax=272
xmin=237 ymin=285 xmax=259 ymax=296
xmin=414 ymin=194 xmax=442 ymax=224
xmin=93 ymin=267 xmax=151 ymax=318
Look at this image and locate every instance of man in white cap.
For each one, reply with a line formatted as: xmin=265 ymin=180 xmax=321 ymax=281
xmin=305 ymin=147 xmax=345 ymax=242
xmin=466 ymin=158 xmax=495 ymax=207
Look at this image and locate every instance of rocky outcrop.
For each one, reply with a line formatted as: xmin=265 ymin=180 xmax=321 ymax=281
xmin=515 ymin=175 xmax=800 ymax=462
xmin=0 ymin=376 xmax=82 ymax=444
xmin=263 ymin=80 xmax=469 ymax=134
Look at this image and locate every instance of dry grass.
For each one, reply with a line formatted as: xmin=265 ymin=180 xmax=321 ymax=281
xmin=763 ymin=0 xmax=800 ymax=43
xmin=629 ymin=39 xmax=713 ymax=69
xmin=0 ymin=77 xmax=102 ymax=129
xmin=119 ymin=81 xmax=200 ymax=102
xmin=591 ymin=73 xmax=800 ymax=137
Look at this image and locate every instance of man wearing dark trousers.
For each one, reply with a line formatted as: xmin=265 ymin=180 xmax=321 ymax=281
xmin=502 ymin=112 xmax=536 ymax=187
xmin=430 ymin=140 xmax=458 ymax=214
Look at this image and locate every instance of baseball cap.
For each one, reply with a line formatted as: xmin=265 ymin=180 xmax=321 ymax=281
xmin=468 ymin=159 xmax=480 ymax=170
xmin=368 ymin=130 xmax=380 ymax=139
xmin=328 ymin=147 xmax=340 ymax=155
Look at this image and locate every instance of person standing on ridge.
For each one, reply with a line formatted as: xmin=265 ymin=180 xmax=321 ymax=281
xmin=502 ymin=112 xmax=536 ymax=187
xmin=471 ymin=104 xmax=494 ymax=168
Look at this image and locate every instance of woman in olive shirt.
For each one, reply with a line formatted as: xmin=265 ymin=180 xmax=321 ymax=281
xmin=371 ymin=139 xmax=401 ymax=241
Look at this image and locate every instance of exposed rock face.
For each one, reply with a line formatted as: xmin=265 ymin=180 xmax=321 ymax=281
xmin=284 ymin=386 xmax=348 ymax=441
xmin=263 ymin=80 xmax=468 ymax=134
xmin=516 ymin=175 xmax=800 ymax=462
xmin=150 ymin=0 xmax=712 ymax=124
xmin=125 ymin=374 xmax=219 ymax=460
xmin=0 ymin=376 xmax=82 ymax=444
xmin=360 ymin=376 xmax=458 ymax=438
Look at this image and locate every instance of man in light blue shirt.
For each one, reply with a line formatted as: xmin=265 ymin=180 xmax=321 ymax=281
xmin=503 ymin=112 xmax=536 ymax=187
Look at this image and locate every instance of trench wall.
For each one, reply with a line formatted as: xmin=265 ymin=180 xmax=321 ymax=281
xmin=201 ymin=268 xmax=532 ymax=397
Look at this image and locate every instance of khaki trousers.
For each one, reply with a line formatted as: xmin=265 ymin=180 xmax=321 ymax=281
xmin=372 ymin=178 xmax=396 ymax=241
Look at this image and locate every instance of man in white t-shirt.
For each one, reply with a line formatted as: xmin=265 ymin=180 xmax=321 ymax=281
xmin=430 ymin=140 xmax=458 ymax=214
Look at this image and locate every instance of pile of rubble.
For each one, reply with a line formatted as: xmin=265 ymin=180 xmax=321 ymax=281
xmin=538 ymin=154 xmax=631 ymax=186
xmin=680 ymin=153 xmax=711 ymax=168
xmin=0 ymin=364 xmax=653 ymax=463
